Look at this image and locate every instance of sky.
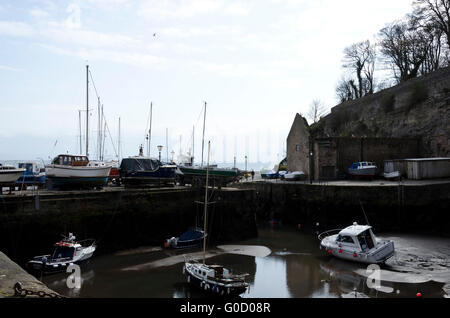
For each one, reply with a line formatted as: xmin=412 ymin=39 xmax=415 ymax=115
xmin=0 ymin=0 xmax=414 ymax=168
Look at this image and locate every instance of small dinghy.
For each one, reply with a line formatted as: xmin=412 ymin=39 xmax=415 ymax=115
xmin=165 ymin=227 xmax=207 ymax=249
xmin=26 ymin=233 xmax=96 ymax=275
xmin=318 ymin=223 xmax=394 ymax=264
xmin=284 ymin=171 xmax=306 ymax=181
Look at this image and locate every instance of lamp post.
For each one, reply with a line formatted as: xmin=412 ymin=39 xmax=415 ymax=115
xmin=157 ymin=145 xmax=163 ymax=162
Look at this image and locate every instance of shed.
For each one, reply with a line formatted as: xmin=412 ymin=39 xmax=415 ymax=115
xmin=406 ymin=158 xmax=450 ymax=180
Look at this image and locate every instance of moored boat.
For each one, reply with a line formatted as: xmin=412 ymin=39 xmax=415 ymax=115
xmin=26 ymin=233 xmax=96 ymax=275
xmin=45 ymin=155 xmax=112 ymax=189
xmin=260 ymin=169 xmax=278 ymax=179
xmin=318 ymin=222 xmax=395 ymax=264
xmin=183 ymin=141 xmax=249 ymax=296
xmin=165 ymin=227 xmax=207 ymax=249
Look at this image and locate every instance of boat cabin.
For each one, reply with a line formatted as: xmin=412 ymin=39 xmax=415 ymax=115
xmin=51 ymin=241 xmax=82 ymax=261
xmin=350 ymin=162 xmax=376 ymax=170
xmin=191 ymin=264 xmax=231 ymax=280
xmin=336 ymin=224 xmax=377 ymax=252
xmin=52 ymin=155 xmax=89 ymax=166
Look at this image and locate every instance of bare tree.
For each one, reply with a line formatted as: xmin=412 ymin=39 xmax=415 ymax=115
xmin=336 ymin=77 xmax=358 ymax=103
xmin=378 ymin=18 xmax=429 ymax=82
xmin=342 ymin=40 xmax=377 ymax=98
xmin=414 ymin=0 xmax=450 ymax=50
xmin=307 ymin=99 xmax=327 ymax=124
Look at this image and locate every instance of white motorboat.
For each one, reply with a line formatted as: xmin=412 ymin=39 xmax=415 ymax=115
xmin=183 ymin=141 xmax=249 ymax=296
xmin=45 ymin=154 xmax=112 ymax=189
xmin=348 ymin=162 xmax=377 ymax=179
xmin=26 ymin=233 xmax=96 ymax=275
xmin=0 ymin=164 xmax=25 ymax=185
xmin=319 ymin=222 xmax=395 ymax=264
xmin=384 ymin=171 xmax=401 ymax=180
xmin=284 ymin=171 xmax=306 ymax=181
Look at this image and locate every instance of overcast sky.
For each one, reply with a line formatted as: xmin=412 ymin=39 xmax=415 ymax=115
xmin=0 ymin=0 xmax=414 ymax=167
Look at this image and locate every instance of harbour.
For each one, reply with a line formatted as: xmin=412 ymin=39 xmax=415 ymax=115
xmin=1 ymin=0 xmax=450 ymax=306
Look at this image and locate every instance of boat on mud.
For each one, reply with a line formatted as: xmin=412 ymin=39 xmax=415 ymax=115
xmin=26 ymin=233 xmax=96 ymax=275
xmin=318 ymin=222 xmax=395 ymax=264
xmin=183 ymin=141 xmax=249 ymax=296
xmin=165 ymin=227 xmax=207 ymax=249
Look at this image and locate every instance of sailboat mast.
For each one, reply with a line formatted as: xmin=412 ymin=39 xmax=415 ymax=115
xmin=192 ymin=125 xmax=195 ymax=165
xmin=118 ymin=117 xmax=121 ymax=161
xmin=201 ymin=101 xmax=206 ymax=167
xmin=148 ymin=102 xmax=152 ymax=157
xmin=86 ymin=64 xmax=89 ymax=157
xmin=79 ymin=110 xmax=82 ymax=154
xmin=202 ymin=141 xmax=210 ymax=265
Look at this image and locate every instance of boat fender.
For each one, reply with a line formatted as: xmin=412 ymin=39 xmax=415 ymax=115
xmin=353 ymin=252 xmax=358 ymax=258
xmin=182 ymin=266 xmax=185 ymax=274
xmin=227 ymin=287 xmax=230 ymax=294
xmin=204 ymin=283 xmax=210 ymax=291
xmin=187 ymin=275 xmax=190 ymax=283
xmin=338 ymin=249 xmax=343 ymax=254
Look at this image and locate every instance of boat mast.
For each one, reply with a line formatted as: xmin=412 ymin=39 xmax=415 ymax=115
xmin=192 ymin=125 xmax=195 ymax=165
xmin=202 ymin=141 xmax=211 ymax=265
xmin=166 ymin=128 xmax=168 ymax=162
xmin=86 ymin=64 xmax=89 ymax=158
xmin=118 ymin=117 xmax=121 ymax=161
xmin=148 ymin=102 xmax=152 ymax=157
xmin=201 ymin=101 xmax=206 ymax=167
xmin=78 ymin=110 xmax=82 ymax=154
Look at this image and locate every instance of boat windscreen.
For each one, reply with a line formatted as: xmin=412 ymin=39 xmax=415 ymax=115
xmin=52 ymin=246 xmax=74 ymax=260
xmin=120 ymin=158 xmax=160 ymax=172
xmin=357 ymin=230 xmax=375 ymax=251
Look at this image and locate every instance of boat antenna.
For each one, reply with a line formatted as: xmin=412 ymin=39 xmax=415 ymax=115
xmin=202 ymin=140 xmax=210 ymax=265
xmin=201 ymin=101 xmax=206 ymax=167
xmin=359 ymin=199 xmax=370 ymax=226
xmin=148 ymin=102 xmax=152 ymax=157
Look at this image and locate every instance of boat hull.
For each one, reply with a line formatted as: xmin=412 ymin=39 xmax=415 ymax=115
xmin=120 ymin=166 xmax=176 ymax=186
xmin=0 ymin=169 xmax=26 ymax=184
xmin=45 ymin=165 xmax=111 ymax=189
xmin=320 ymin=237 xmax=395 ymax=264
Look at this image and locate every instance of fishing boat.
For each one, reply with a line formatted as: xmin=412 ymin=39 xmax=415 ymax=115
xmin=0 ymin=164 xmax=25 ymax=186
xmin=183 ymin=141 xmax=249 ymax=296
xmin=348 ymin=162 xmax=377 ymax=179
xmin=119 ymin=155 xmax=176 ymax=186
xmin=26 ymin=233 xmax=96 ymax=275
xmin=165 ymin=227 xmax=207 ymax=249
xmin=177 ymin=165 xmax=240 ymax=187
xmin=15 ymin=162 xmax=46 ymax=189
xmin=318 ymin=222 xmax=395 ymax=264
xmin=45 ymin=154 xmax=112 ymax=189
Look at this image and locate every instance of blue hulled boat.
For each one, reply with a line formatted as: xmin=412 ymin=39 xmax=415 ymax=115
xmin=15 ymin=162 xmax=46 ymax=189
xmin=165 ymin=227 xmax=207 ymax=249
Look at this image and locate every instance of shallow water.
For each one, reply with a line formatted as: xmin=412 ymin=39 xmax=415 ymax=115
xmin=42 ymin=226 xmax=450 ymax=298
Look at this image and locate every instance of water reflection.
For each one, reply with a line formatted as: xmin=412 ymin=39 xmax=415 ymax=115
xmin=41 ymin=227 xmax=448 ymax=298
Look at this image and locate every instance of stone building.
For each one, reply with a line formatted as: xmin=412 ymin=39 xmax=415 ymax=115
xmin=286 ymin=114 xmax=421 ymax=180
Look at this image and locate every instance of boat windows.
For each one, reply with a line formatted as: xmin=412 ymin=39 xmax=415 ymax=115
xmin=357 ymin=230 xmax=375 ymax=251
xmin=336 ymin=235 xmax=355 ymax=244
xmin=52 ymin=246 xmax=74 ymax=260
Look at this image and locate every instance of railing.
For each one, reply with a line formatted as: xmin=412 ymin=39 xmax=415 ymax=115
xmin=317 ymin=229 xmax=342 ymax=241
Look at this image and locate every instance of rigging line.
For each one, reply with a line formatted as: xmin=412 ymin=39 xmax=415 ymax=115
xmin=88 ymin=70 xmax=100 ymax=101
xmin=102 ymin=111 xmax=119 ymax=158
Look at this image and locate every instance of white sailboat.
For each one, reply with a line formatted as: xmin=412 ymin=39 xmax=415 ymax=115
xmin=182 ymin=141 xmax=249 ymax=296
xmin=45 ymin=65 xmax=112 ymax=189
